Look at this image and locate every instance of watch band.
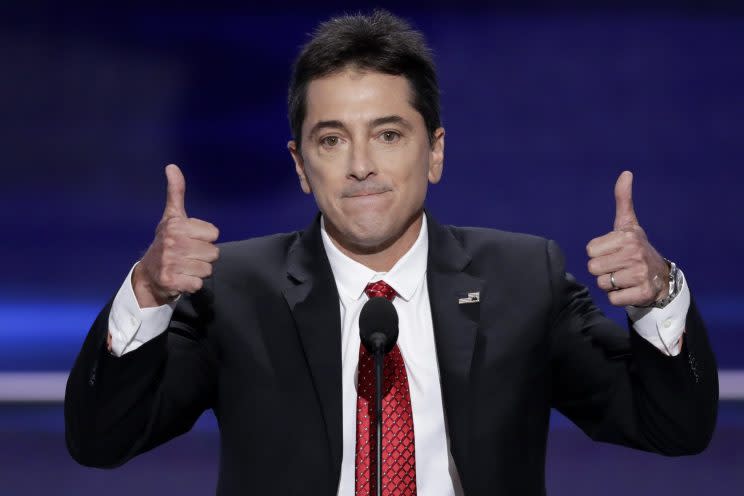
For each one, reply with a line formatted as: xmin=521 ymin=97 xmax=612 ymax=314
xmin=653 ymin=259 xmax=683 ymax=309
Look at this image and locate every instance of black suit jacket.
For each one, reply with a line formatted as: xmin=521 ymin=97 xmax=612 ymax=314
xmin=65 ymin=214 xmax=718 ymax=495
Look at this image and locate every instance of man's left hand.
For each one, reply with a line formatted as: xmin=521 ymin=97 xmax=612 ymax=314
xmin=586 ymin=171 xmax=670 ymax=307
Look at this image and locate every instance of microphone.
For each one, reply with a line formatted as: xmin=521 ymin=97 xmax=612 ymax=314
xmin=359 ymin=296 xmax=399 ymax=496
xmin=359 ymin=296 xmax=399 ymax=354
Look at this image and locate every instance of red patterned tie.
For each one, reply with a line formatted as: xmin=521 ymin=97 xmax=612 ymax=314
xmin=355 ymin=281 xmax=416 ymax=496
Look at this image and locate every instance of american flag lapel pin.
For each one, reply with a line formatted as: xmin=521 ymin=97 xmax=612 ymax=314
xmin=458 ymin=291 xmax=480 ymax=304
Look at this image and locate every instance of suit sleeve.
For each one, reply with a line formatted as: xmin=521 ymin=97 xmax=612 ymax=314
xmin=64 ymin=287 xmax=218 ymax=468
xmin=546 ymin=239 xmax=718 ymax=455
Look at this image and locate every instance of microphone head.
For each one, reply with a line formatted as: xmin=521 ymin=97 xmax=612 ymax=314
xmin=359 ymin=297 xmax=399 ymax=354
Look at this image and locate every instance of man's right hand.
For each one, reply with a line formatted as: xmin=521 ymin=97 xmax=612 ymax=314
xmin=133 ymin=164 xmax=220 ymax=308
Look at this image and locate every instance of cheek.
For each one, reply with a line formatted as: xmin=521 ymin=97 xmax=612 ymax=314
xmin=397 ymin=150 xmax=432 ymax=190
xmin=303 ymin=163 xmax=343 ymax=208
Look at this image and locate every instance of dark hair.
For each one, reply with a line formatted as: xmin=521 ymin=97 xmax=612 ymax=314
xmin=288 ymin=10 xmax=440 ymax=149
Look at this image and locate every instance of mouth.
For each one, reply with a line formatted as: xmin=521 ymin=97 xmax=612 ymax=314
xmin=340 ymin=190 xmax=392 ymax=210
xmin=345 ymin=190 xmax=389 ymax=198
xmin=342 ymin=184 xmax=393 ymax=199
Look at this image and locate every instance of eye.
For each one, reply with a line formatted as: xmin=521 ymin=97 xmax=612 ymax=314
xmin=320 ymin=135 xmax=340 ymax=147
xmin=379 ymin=131 xmax=401 ymax=143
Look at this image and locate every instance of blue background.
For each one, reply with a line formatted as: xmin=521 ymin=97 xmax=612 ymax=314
xmin=0 ymin=2 xmax=741 ymax=494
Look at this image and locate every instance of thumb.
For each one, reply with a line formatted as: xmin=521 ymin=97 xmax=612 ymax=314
xmin=613 ymin=170 xmax=638 ymax=230
xmin=163 ymin=164 xmax=187 ymax=220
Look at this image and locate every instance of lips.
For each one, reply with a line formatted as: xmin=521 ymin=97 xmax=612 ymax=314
xmin=341 ymin=185 xmax=392 ymax=198
xmin=346 ymin=190 xmax=388 ymax=198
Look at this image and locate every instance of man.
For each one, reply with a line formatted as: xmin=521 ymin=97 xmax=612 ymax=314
xmin=65 ymin=10 xmax=718 ymax=496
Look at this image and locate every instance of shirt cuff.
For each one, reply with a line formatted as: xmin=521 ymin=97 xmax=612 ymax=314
xmin=107 ymin=263 xmax=177 ymax=356
xmin=626 ymin=269 xmax=689 ymax=357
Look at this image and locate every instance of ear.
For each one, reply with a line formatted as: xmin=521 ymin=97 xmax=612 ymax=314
xmin=427 ymin=127 xmax=445 ymax=184
xmin=288 ymin=140 xmax=312 ymax=194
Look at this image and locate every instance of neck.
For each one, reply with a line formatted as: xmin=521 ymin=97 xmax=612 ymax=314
xmin=325 ymin=212 xmax=423 ymax=273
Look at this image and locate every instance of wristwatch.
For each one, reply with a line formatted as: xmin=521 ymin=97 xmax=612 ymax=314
xmin=653 ymin=258 xmax=684 ymax=309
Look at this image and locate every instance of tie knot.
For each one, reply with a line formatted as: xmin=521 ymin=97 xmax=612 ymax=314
xmin=364 ymin=280 xmax=397 ymax=301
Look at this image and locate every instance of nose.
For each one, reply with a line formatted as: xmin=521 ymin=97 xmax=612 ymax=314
xmin=347 ymin=140 xmax=376 ymax=181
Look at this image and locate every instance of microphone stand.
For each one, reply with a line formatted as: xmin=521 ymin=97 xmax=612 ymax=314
xmin=374 ymin=346 xmax=384 ymax=496
xmin=359 ymin=298 xmax=398 ymax=496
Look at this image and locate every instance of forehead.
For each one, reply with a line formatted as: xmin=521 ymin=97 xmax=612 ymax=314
xmin=303 ymin=69 xmax=421 ymax=130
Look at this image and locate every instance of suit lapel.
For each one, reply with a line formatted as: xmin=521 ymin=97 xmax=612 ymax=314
xmin=282 ymin=215 xmax=343 ymax=479
xmin=426 ymin=214 xmax=483 ymax=486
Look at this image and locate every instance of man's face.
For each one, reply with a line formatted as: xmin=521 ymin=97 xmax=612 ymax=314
xmin=288 ymin=68 xmax=444 ymax=253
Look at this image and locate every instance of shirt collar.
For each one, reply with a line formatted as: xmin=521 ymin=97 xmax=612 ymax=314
xmin=320 ymin=214 xmax=429 ymax=302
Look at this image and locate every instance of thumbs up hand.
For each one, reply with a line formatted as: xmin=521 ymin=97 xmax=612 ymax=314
xmin=586 ymin=171 xmax=669 ymax=307
xmin=132 ymin=164 xmax=220 ymax=308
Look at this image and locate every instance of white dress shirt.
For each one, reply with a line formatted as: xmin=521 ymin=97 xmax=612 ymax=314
xmin=108 ymin=215 xmax=690 ymax=495
xmin=320 ymin=216 xmax=463 ymax=495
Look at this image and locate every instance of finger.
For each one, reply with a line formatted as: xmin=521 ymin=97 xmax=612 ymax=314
xmin=171 ymin=274 xmax=204 ymax=294
xmin=184 ymin=218 xmax=220 ymax=242
xmin=156 ymin=271 xmax=203 ymax=295
xmin=170 ymin=238 xmax=220 ymax=262
xmin=158 ymin=217 xmax=219 ymax=243
xmin=613 ymin=170 xmax=638 ymax=230
xmin=587 ymin=251 xmax=630 ymax=276
xmin=606 ymin=286 xmax=647 ymax=307
xmin=586 ymin=231 xmax=627 ymax=258
xmin=163 ymin=164 xmax=187 ymax=220
xmin=175 ymin=259 xmax=214 ymax=279
xmin=596 ymin=267 xmax=637 ymax=292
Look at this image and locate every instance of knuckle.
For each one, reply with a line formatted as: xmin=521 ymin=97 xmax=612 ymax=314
xmin=624 ymin=238 xmax=635 ymax=251
xmin=166 ymin=216 xmax=182 ymax=228
xmin=587 ymin=260 xmax=597 ymax=273
xmin=608 ymin=291 xmax=618 ymax=305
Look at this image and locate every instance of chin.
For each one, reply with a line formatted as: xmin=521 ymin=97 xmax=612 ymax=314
xmin=324 ymin=205 xmax=421 ymax=254
xmin=345 ymin=224 xmax=395 ymax=251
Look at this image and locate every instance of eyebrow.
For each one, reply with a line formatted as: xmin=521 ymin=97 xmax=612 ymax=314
xmin=370 ymin=115 xmax=413 ymax=130
xmin=307 ymin=115 xmax=413 ymax=139
xmin=307 ymin=120 xmax=346 ymax=139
